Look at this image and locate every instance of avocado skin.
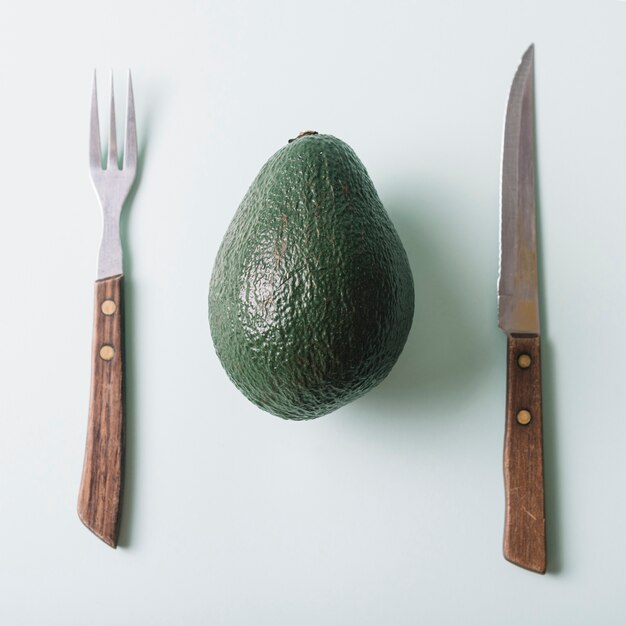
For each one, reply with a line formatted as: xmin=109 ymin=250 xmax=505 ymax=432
xmin=209 ymin=134 xmax=414 ymax=420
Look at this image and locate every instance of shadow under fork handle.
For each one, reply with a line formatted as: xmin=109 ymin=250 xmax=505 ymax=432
xmin=78 ymin=274 xmax=125 ymax=548
xmin=503 ymin=334 xmax=546 ymax=574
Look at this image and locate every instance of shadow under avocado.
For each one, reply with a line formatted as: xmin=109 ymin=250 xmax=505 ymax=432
xmin=356 ymin=191 xmax=496 ymax=421
xmin=116 ymin=109 xmax=151 ymax=549
xmin=347 ymin=178 xmax=563 ymax=573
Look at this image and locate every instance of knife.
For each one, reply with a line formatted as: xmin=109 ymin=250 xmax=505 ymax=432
xmin=498 ymin=44 xmax=546 ymax=574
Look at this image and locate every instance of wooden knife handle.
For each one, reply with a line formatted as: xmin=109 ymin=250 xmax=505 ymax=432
xmin=503 ymin=334 xmax=546 ymax=573
xmin=77 ymin=275 xmax=125 ymax=548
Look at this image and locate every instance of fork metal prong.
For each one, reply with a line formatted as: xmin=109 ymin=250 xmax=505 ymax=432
xmin=90 ymin=70 xmax=138 ymax=280
xmin=107 ymin=73 xmax=119 ymax=170
xmin=89 ymin=71 xmax=102 ymax=171
xmin=124 ymin=70 xmax=137 ymax=172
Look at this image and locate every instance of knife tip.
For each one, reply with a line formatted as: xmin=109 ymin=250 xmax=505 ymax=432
xmin=512 ymin=44 xmax=534 ymax=81
xmin=523 ymin=43 xmax=535 ymax=62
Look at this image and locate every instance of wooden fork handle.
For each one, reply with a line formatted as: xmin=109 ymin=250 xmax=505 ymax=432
xmin=503 ymin=334 xmax=546 ymax=573
xmin=77 ymin=275 xmax=125 ymax=548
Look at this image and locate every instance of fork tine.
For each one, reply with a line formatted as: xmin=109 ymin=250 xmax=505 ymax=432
xmin=124 ymin=70 xmax=137 ymax=172
xmin=107 ymin=72 xmax=118 ymax=170
xmin=89 ymin=71 xmax=102 ymax=170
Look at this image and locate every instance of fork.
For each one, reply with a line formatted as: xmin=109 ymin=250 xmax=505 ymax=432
xmin=77 ymin=71 xmax=137 ymax=548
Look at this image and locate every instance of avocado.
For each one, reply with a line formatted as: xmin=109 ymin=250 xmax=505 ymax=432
xmin=209 ymin=132 xmax=414 ymax=420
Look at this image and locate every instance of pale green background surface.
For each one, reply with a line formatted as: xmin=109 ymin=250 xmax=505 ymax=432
xmin=0 ymin=0 xmax=624 ymax=624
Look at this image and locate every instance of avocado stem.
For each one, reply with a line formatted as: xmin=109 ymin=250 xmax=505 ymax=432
xmin=288 ymin=130 xmax=319 ymax=143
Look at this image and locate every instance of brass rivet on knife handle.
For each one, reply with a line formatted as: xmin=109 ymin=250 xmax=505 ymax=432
xmin=78 ymin=274 xmax=125 ymax=548
xmin=517 ymin=354 xmax=532 ymax=369
xmin=503 ymin=334 xmax=546 ymax=573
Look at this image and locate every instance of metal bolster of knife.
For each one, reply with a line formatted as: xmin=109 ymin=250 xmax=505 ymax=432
xmin=498 ymin=295 xmax=540 ymax=336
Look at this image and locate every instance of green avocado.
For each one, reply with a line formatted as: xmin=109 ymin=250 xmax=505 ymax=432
xmin=209 ymin=132 xmax=414 ymax=420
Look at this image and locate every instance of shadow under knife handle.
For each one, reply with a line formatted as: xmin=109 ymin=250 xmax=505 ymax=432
xmin=78 ymin=274 xmax=125 ymax=548
xmin=503 ymin=334 xmax=546 ymax=573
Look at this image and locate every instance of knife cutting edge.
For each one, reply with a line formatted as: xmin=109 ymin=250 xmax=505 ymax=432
xmin=498 ymin=44 xmax=546 ymax=574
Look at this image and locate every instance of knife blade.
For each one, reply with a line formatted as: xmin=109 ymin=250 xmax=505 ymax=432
xmin=498 ymin=44 xmax=546 ymax=574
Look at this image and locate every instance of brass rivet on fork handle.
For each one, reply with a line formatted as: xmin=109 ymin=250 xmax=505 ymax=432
xmin=101 ymin=299 xmax=117 ymax=315
xmin=99 ymin=345 xmax=115 ymax=361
